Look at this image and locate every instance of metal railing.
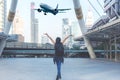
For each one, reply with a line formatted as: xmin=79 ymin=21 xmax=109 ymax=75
xmin=5 ymin=42 xmax=54 ymax=49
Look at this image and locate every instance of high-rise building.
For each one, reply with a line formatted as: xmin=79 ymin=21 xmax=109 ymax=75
xmin=12 ymin=11 xmax=24 ymax=42
xmin=0 ymin=0 xmax=7 ymax=32
xmin=13 ymin=11 xmax=24 ymax=35
xmin=62 ymin=18 xmax=72 ymax=48
xmin=34 ymin=18 xmax=39 ymax=43
xmin=71 ymin=21 xmax=85 ymax=49
xmin=30 ymin=2 xmax=39 ymax=43
xmin=62 ymin=18 xmax=70 ymax=39
xmin=71 ymin=21 xmax=82 ymax=38
xmin=85 ymin=8 xmax=94 ymax=30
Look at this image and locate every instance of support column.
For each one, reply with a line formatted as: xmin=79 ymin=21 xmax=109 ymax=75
xmin=114 ymin=35 xmax=118 ymax=61
xmin=109 ymin=39 xmax=112 ymax=60
xmin=106 ymin=42 xmax=109 ymax=59
xmin=4 ymin=0 xmax=18 ymax=34
xmin=73 ymin=0 xmax=96 ymax=59
xmin=104 ymin=41 xmax=108 ymax=59
xmin=0 ymin=0 xmax=18 ymax=56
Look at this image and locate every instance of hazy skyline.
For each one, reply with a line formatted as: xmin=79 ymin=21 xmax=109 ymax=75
xmin=7 ymin=0 xmax=104 ymax=42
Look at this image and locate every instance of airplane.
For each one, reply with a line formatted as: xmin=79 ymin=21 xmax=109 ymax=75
xmin=34 ymin=3 xmax=71 ymax=15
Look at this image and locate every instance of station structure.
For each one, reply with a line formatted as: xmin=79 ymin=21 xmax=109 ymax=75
xmin=0 ymin=0 xmax=120 ymax=61
xmin=74 ymin=0 xmax=120 ymax=61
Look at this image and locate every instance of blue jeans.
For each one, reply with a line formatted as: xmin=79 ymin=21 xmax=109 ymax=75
xmin=54 ymin=57 xmax=63 ymax=78
xmin=56 ymin=60 xmax=62 ymax=77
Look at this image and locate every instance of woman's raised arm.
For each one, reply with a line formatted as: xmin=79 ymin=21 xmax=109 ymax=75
xmin=62 ymin=34 xmax=73 ymax=44
xmin=44 ymin=33 xmax=55 ymax=44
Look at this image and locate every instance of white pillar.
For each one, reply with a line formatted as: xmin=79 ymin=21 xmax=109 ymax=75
xmin=0 ymin=0 xmax=18 ymax=56
xmin=4 ymin=0 xmax=18 ymax=34
xmin=73 ymin=0 xmax=96 ymax=59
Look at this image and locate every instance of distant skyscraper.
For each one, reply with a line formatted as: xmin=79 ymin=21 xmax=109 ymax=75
xmin=0 ymin=0 xmax=7 ymax=32
xmin=13 ymin=11 xmax=24 ymax=35
xmin=62 ymin=18 xmax=72 ymax=48
xmin=12 ymin=11 xmax=24 ymax=42
xmin=34 ymin=18 xmax=39 ymax=43
xmin=62 ymin=18 xmax=70 ymax=39
xmin=85 ymin=8 xmax=94 ymax=30
xmin=71 ymin=21 xmax=82 ymax=38
xmin=30 ymin=2 xmax=39 ymax=43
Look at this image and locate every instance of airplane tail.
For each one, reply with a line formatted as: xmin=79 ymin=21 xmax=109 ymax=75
xmin=55 ymin=4 xmax=58 ymax=9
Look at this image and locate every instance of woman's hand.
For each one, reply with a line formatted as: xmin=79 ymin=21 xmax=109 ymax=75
xmin=44 ymin=33 xmax=55 ymax=44
xmin=44 ymin=33 xmax=48 ymax=36
xmin=69 ymin=34 xmax=73 ymax=37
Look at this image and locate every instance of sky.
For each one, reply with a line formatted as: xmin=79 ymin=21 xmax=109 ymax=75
xmin=7 ymin=0 xmax=104 ymax=42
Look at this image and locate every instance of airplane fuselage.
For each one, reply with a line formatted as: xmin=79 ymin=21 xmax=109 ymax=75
xmin=40 ymin=3 xmax=58 ymax=15
xmin=34 ymin=3 xmax=71 ymax=15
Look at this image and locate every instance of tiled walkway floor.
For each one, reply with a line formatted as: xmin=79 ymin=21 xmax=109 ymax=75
xmin=0 ymin=58 xmax=120 ymax=80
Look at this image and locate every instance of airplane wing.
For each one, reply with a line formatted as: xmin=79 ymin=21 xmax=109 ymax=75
xmin=34 ymin=9 xmax=38 ymax=10
xmin=34 ymin=8 xmax=42 ymax=12
xmin=58 ymin=12 xmax=66 ymax=13
xmin=58 ymin=8 xmax=71 ymax=11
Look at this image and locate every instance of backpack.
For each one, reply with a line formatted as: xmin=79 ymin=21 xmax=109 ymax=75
xmin=55 ymin=42 xmax=64 ymax=57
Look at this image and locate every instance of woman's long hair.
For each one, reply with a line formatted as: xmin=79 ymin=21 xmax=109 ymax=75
xmin=55 ymin=37 xmax=61 ymax=49
xmin=54 ymin=37 xmax=64 ymax=57
xmin=56 ymin=37 xmax=61 ymax=44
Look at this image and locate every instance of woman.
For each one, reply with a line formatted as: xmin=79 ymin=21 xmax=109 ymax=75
xmin=44 ymin=33 xmax=72 ymax=80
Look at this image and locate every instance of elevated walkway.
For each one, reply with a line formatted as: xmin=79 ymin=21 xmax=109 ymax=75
xmin=74 ymin=18 xmax=120 ymax=61
xmin=75 ymin=18 xmax=120 ymax=41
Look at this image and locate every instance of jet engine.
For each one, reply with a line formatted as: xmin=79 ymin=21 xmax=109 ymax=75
xmin=53 ymin=9 xmax=58 ymax=15
xmin=37 ymin=9 xmax=41 ymax=12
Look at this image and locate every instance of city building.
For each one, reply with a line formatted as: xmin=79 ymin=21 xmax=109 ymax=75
xmin=12 ymin=11 xmax=24 ymax=35
xmin=30 ymin=2 xmax=39 ymax=43
xmin=12 ymin=11 xmax=24 ymax=42
xmin=34 ymin=18 xmax=39 ymax=43
xmin=104 ymin=0 xmax=120 ymax=19
xmin=85 ymin=8 xmax=94 ymax=30
xmin=71 ymin=21 xmax=85 ymax=49
xmin=62 ymin=18 xmax=72 ymax=48
xmin=71 ymin=21 xmax=82 ymax=39
xmin=0 ymin=0 xmax=7 ymax=32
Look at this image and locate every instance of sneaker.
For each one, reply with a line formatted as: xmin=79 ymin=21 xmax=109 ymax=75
xmin=56 ymin=75 xmax=61 ymax=80
xmin=56 ymin=75 xmax=59 ymax=80
xmin=59 ymin=75 xmax=61 ymax=79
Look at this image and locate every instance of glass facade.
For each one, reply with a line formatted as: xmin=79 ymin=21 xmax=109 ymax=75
xmin=0 ymin=0 xmax=7 ymax=32
xmin=30 ymin=2 xmax=39 ymax=43
xmin=62 ymin=18 xmax=72 ymax=47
